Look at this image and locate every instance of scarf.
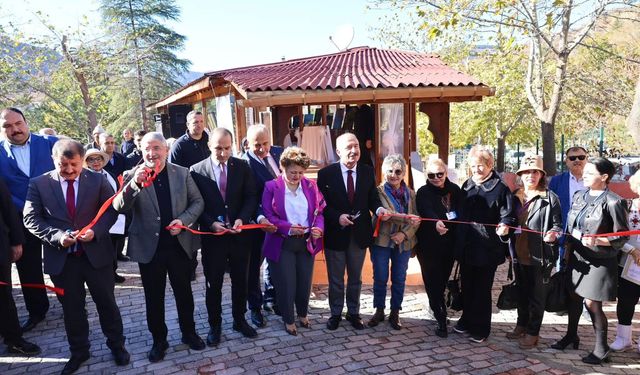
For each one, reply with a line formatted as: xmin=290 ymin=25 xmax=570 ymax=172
xmin=384 ymin=181 xmax=409 ymax=214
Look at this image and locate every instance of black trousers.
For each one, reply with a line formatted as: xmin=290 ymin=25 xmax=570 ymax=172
xmin=459 ymin=263 xmax=497 ymax=338
xmin=417 ymin=251 xmax=454 ymax=324
xmin=111 ymin=234 xmax=125 ymax=273
xmin=50 ymin=255 xmax=125 ymax=356
xmin=16 ymin=227 xmax=49 ymax=319
xmin=617 ymin=266 xmax=640 ymax=325
xmin=267 ymin=238 xmax=314 ymax=324
xmin=138 ymin=245 xmax=196 ymax=342
xmin=0 ymin=260 xmax=22 ymax=343
xmin=202 ymin=236 xmax=250 ymax=327
xmin=247 ymin=231 xmax=277 ymax=310
xmin=515 ymin=263 xmax=546 ymax=336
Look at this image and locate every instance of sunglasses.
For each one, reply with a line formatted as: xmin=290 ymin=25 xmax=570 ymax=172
xmin=386 ymin=169 xmax=403 ymax=176
xmin=568 ymin=155 xmax=587 ymax=161
xmin=86 ymin=157 xmax=103 ymax=163
xmin=427 ymin=172 xmax=445 ymax=179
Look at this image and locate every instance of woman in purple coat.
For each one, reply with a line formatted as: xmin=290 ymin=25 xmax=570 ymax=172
xmin=262 ymin=147 xmax=325 ymax=336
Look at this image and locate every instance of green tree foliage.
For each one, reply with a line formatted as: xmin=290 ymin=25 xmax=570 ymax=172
xmin=99 ymin=0 xmax=190 ymax=130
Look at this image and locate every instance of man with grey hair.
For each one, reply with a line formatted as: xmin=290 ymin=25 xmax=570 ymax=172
xmin=99 ymin=133 xmax=126 ymax=181
xmin=85 ymin=125 xmax=105 ymax=150
xmin=318 ymin=133 xmax=389 ymax=331
xmin=113 ymin=132 xmax=205 ymax=362
xmin=120 ymin=128 xmax=135 ymax=156
xmin=243 ymin=124 xmax=282 ymax=325
xmin=0 ymin=107 xmax=56 ymax=332
xmin=24 ymin=138 xmax=129 ymax=373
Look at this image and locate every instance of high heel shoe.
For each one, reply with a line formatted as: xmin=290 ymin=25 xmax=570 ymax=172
xmin=285 ymin=323 xmax=297 ymax=336
xmin=550 ymin=335 xmax=580 ymax=350
xmin=298 ymin=317 xmax=310 ymax=329
xmin=581 ymin=350 xmax=611 ymax=365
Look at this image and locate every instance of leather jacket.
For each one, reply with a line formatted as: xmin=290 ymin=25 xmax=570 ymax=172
xmin=566 ymin=188 xmax=629 ymax=259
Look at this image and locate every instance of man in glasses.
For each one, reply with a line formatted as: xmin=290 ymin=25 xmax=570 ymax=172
xmin=549 ymin=146 xmax=589 ymax=265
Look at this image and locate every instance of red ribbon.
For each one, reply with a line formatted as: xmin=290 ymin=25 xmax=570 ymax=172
xmin=0 ymin=281 xmax=64 ymax=296
xmin=372 ymin=213 xmax=637 ymax=239
xmin=165 ymin=223 xmax=273 ymax=236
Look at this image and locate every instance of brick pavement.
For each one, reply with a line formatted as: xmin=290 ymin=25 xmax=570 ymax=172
xmin=1 ymin=257 xmax=639 ymax=375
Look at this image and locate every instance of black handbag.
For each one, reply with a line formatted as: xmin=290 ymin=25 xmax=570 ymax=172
xmin=446 ymin=262 xmax=463 ymax=311
xmin=497 ymin=261 xmax=519 ymax=310
xmin=545 ymin=270 xmax=569 ymax=313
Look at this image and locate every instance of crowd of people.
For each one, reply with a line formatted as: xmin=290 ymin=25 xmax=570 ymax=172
xmin=1 ymin=106 xmax=639 ymax=374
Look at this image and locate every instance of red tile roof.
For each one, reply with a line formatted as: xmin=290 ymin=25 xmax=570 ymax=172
xmin=205 ymin=46 xmax=485 ymax=92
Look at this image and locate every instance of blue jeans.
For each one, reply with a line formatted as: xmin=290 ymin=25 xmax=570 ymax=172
xmin=370 ymin=245 xmax=411 ymax=310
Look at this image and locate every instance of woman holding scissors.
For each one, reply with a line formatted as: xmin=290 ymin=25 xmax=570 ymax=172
xmin=261 ymin=147 xmax=325 ymax=336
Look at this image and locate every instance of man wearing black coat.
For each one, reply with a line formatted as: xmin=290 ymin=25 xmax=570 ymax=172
xmin=0 ymin=177 xmax=41 ymax=357
xmin=317 ymin=133 xmax=389 ymax=330
xmin=99 ymin=133 xmax=126 ymax=181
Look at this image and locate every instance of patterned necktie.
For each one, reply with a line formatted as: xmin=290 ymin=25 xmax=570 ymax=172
xmin=219 ymin=163 xmax=227 ymax=199
xmin=263 ymin=156 xmax=277 ymax=179
xmin=347 ymin=170 xmax=355 ymax=205
xmin=66 ymin=179 xmax=76 ymax=219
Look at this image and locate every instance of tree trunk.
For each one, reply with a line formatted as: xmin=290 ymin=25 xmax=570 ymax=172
xmin=127 ymin=0 xmax=148 ymax=131
xmin=496 ymin=136 xmax=506 ymax=172
xmin=626 ymin=74 xmax=640 ymax=146
xmin=541 ymin=121 xmax=556 ymax=175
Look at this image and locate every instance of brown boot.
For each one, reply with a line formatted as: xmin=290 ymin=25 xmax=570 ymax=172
xmin=367 ymin=308 xmax=385 ymax=327
xmin=506 ymin=325 xmax=526 ymax=340
xmin=518 ymin=334 xmax=539 ymax=349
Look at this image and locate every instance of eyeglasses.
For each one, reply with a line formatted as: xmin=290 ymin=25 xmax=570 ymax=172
xmin=568 ymin=155 xmax=587 ymax=161
xmin=86 ymin=157 xmax=103 ymax=163
xmin=386 ymin=169 xmax=403 ymax=176
xmin=427 ymin=172 xmax=445 ymax=179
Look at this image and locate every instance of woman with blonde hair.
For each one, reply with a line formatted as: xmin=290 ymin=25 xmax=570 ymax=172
xmin=416 ymin=158 xmax=463 ymax=337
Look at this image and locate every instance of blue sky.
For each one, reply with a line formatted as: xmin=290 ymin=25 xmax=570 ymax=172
xmin=6 ymin=0 xmax=389 ymax=72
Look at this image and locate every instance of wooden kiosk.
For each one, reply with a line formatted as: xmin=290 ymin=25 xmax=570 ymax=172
xmin=150 ymin=46 xmax=494 ymax=285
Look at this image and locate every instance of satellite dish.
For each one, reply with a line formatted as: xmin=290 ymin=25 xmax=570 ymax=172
xmin=329 ymin=24 xmax=354 ymax=51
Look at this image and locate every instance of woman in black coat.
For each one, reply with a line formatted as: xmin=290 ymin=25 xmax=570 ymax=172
xmin=416 ymin=158 xmax=463 ymax=338
xmin=551 ymin=158 xmax=629 ymax=364
xmin=506 ymin=155 xmax=562 ymax=349
xmin=453 ymin=146 xmax=516 ymax=343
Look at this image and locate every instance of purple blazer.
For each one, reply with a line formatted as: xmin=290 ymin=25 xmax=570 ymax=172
xmin=262 ymin=176 xmax=325 ymax=262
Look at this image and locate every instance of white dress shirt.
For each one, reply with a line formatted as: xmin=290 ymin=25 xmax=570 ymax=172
xmin=4 ymin=135 xmax=31 ymax=176
xmin=339 ymin=162 xmax=357 ymax=191
xmin=60 ymin=177 xmax=79 ymax=205
xmin=284 ymin=184 xmax=309 ymax=232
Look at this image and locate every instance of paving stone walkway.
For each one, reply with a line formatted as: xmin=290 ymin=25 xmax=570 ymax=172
xmin=1 ymin=256 xmax=639 ymax=374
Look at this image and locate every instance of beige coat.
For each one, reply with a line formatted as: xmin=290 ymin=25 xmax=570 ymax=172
xmin=372 ymin=185 xmax=418 ymax=252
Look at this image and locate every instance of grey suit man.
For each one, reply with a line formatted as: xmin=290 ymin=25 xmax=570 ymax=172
xmin=23 ymin=139 xmax=129 ymax=374
xmin=112 ymin=132 xmax=205 ymax=363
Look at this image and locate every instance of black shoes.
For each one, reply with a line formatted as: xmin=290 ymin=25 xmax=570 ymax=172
xmin=233 ymin=320 xmax=258 ymax=338
xmin=326 ymin=315 xmax=342 ymax=330
xmin=251 ymin=308 xmax=266 ymax=328
xmin=112 ymin=347 xmax=130 ymax=366
xmin=21 ymin=316 xmax=44 ymax=332
xmin=148 ymin=340 xmax=169 ymax=363
xmin=207 ymin=326 xmax=222 ymax=347
xmin=117 ymin=254 xmax=130 ymax=262
xmin=345 ymin=313 xmax=365 ymax=330
xmin=452 ymin=322 xmax=468 ymax=334
xmin=435 ymin=322 xmax=448 ymax=338
xmin=6 ymin=338 xmax=41 ymax=356
xmin=550 ymin=335 xmax=580 ymax=350
xmin=367 ymin=308 xmax=385 ymax=327
xmin=114 ymin=274 xmax=126 ymax=283
xmin=60 ymin=352 xmax=90 ymax=374
xmin=181 ymin=333 xmax=206 ymax=350
xmin=388 ymin=309 xmax=402 ymax=330
xmin=582 ymin=351 xmax=611 ymax=365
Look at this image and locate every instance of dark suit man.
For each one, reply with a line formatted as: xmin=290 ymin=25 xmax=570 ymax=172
xmin=113 ymin=132 xmax=205 ymax=362
xmin=125 ymin=130 xmax=146 ymax=170
xmin=23 ymin=139 xmax=129 ymax=374
xmin=190 ymin=128 xmax=258 ymax=347
xmin=354 ymin=104 xmax=374 ymax=166
xmin=0 ymin=177 xmax=41 ymax=357
xmin=120 ymin=128 xmax=135 ymax=157
xmin=317 ymin=133 xmax=388 ymax=330
xmin=243 ymin=124 xmax=283 ymax=327
xmin=99 ymin=133 xmax=127 ymax=181
xmin=0 ymin=107 xmax=54 ymax=332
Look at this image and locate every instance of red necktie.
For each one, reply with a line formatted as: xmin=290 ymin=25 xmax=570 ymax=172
xmin=347 ymin=170 xmax=355 ymax=205
xmin=219 ymin=163 xmax=227 ymax=199
xmin=66 ymin=179 xmax=76 ymax=219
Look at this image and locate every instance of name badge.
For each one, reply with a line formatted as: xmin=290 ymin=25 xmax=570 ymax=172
xmin=446 ymin=211 xmax=457 ymax=220
xmin=572 ymin=228 xmax=583 ymax=241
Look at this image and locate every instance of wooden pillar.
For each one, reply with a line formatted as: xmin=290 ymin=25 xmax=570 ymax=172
xmin=419 ymin=102 xmax=450 ymax=162
xmin=234 ymin=100 xmax=246 ymax=151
